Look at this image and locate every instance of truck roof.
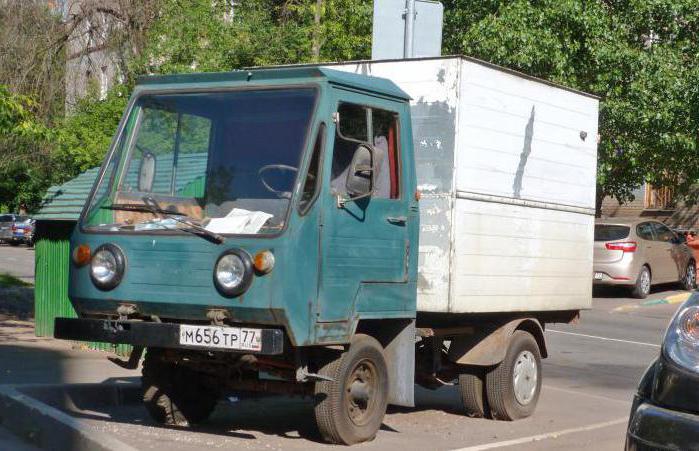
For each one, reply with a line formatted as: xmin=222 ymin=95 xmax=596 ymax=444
xmin=136 ymin=66 xmax=411 ymax=101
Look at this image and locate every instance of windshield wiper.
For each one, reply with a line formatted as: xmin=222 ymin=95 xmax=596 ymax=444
xmin=105 ymin=198 xmax=225 ymax=244
xmin=141 ymin=195 xmax=225 ymax=244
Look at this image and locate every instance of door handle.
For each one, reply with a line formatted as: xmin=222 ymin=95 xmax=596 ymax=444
xmin=386 ymin=216 xmax=407 ymax=225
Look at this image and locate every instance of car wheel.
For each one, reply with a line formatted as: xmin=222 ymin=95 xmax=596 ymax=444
xmin=485 ymin=331 xmax=542 ymax=420
xmin=631 ymin=266 xmax=651 ymax=299
xmin=313 ymin=334 xmax=389 ymax=445
xmin=681 ymin=262 xmax=696 ymax=291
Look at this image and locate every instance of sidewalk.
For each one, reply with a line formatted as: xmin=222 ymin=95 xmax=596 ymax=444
xmin=0 ymin=315 xmax=141 ymax=449
xmin=0 ymin=315 xmax=140 ymax=385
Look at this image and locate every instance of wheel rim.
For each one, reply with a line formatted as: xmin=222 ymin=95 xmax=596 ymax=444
xmin=640 ymin=269 xmax=651 ymax=295
xmin=345 ymin=359 xmax=379 ymax=426
xmin=512 ymin=350 xmax=538 ymax=405
xmin=687 ymin=265 xmax=696 ymax=289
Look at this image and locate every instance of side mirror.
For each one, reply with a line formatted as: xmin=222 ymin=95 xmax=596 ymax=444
xmin=344 ymin=144 xmax=377 ymax=202
xmin=138 ymin=151 xmax=156 ymax=192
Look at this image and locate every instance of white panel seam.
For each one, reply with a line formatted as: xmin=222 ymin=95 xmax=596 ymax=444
xmin=456 ymin=190 xmax=595 ymax=215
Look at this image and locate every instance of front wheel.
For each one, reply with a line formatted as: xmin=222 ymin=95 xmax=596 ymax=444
xmin=485 ymin=331 xmax=542 ymax=421
xmin=631 ymin=266 xmax=652 ymax=299
xmin=313 ymin=334 xmax=389 ymax=445
xmin=142 ymin=350 xmax=219 ymax=427
xmin=681 ymin=262 xmax=696 ymax=291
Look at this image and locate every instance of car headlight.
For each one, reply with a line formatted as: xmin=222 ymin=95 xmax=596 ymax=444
xmin=90 ymin=244 xmax=126 ymax=290
xmin=664 ymin=293 xmax=699 ymax=371
xmin=214 ymin=249 xmax=253 ymax=297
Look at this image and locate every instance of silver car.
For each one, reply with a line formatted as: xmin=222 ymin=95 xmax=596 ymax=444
xmin=593 ymin=219 xmax=696 ymax=298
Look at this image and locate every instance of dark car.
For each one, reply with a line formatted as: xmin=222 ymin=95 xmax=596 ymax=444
xmin=626 ymin=292 xmax=699 ymax=450
xmin=0 ymin=214 xmax=34 ymax=246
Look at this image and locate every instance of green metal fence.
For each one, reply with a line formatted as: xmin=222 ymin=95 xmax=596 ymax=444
xmin=34 ymin=220 xmax=130 ymax=355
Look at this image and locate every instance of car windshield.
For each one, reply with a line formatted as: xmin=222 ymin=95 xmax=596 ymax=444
xmin=82 ymin=88 xmax=317 ymax=235
xmin=594 ymin=225 xmax=630 ymax=241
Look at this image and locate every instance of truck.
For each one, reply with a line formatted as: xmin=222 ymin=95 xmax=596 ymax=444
xmin=54 ymin=56 xmax=599 ymax=445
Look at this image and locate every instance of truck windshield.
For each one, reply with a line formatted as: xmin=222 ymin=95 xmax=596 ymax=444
xmin=82 ymin=88 xmax=317 ymax=235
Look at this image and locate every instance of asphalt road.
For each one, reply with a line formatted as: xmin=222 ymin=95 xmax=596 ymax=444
xmin=45 ymin=287 xmax=686 ymax=451
xmin=0 ymin=243 xmax=35 ymax=283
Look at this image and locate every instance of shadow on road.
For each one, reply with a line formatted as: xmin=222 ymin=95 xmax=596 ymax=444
xmin=592 ymin=283 xmax=683 ymax=299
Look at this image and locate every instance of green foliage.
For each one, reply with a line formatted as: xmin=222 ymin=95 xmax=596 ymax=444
xmin=0 ymin=85 xmax=53 ymax=213
xmin=443 ymin=0 xmax=699 ymax=206
xmin=0 ymin=273 xmax=32 ymax=288
xmin=53 ymin=86 xmax=129 ymax=178
xmin=132 ymin=0 xmax=371 ymax=75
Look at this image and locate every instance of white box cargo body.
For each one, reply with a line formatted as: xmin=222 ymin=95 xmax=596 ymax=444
xmin=332 ymin=57 xmax=599 ymax=314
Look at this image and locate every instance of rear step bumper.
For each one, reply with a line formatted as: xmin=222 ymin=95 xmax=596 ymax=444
xmin=54 ymin=317 xmax=284 ymax=355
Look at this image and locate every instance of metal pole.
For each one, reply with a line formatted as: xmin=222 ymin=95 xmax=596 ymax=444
xmin=404 ymin=0 xmax=415 ymax=58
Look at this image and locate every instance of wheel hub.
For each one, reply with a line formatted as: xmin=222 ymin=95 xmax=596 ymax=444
xmin=641 ymin=270 xmax=651 ymax=294
xmin=512 ymin=350 xmax=538 ymax=405
xmin=345 ymin=360 xmax=377 ymax=425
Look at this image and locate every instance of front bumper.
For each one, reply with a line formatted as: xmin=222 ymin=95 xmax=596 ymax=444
xmin=626 ymin=397 xmax=699 ymax=450
xmin=54 ymin=317 xmax=284 ymax=355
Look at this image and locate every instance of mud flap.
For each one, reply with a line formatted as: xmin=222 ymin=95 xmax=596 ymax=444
xmin=383 ymin=320 xmax=415 ymax=407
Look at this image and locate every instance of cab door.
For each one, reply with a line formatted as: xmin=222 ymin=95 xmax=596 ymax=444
xmin=317 ymin=99 xmax=410 ymax=323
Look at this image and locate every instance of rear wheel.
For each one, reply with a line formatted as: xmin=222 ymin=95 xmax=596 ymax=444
xmin=458 ymin=368 xmax=487 ymax=418
xmin=313 ymin=334 xmax=389 ymax=445
xmin=631 ymin=266 xmax=651 ymax=299
xmin=142 ymin=350 xmax=218 ymax=427
xmin=681 ymin=262 xmax=696 ymax=291
xmin=485 ymin=331 xmax=542 ymax=421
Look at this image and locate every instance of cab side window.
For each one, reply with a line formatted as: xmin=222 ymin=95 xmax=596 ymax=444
xmin=652 ymin=223 xmax=675 ymax=242
xmin=636 ymin=222 xmax=654 ymax=241
xmin=331 ymin=103 xmax=400 ymax=199
xmin=298 ymin=124 xmax=325 ymax=214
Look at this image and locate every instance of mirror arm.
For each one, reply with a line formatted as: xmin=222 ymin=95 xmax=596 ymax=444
xmin=336 ymin=189 xmax=374 ymax=209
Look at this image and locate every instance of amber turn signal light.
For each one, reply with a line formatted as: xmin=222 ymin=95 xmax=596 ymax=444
xmin=253 ymin=250 xmax=275 ymax=274
xmin=72 ymin=244 xmax=91 ymax=266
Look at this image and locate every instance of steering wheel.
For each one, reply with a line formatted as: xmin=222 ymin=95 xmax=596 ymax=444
xmin=258 ymin=165 xmax=299 ymax=199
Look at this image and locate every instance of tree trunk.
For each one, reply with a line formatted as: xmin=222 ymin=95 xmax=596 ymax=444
xmin=595 ymin=184 xmax=606 ymax=218
xmin=312 ymin=0 xmax=323 ymax=62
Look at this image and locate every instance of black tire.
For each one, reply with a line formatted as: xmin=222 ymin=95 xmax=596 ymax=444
xmin=8 ymin=240 xmax=19 ymax=246
xmin=313 ymin=334 xmax=389 ymax=445
xmin=681 ymin=262 xmax=696 ymax=291
xmin=458 ymin=368 xmax=487 ymax=418
xmin=485 ymin=331 xmax=542 ymax=421
xmin=631 ymin=266 xmax=651 ymax=299
xmin=142 ymin=350 xmax=218 ymax=427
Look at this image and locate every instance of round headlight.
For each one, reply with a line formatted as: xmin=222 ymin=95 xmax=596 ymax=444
xmin=214 ymin=249 xmax=253 ymax=297
xmin=90 ymin=244 xmax=126 ymax=290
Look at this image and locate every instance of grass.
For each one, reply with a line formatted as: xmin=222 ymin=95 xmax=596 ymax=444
xmin=0 ymin=273 xmax=32 ymax=288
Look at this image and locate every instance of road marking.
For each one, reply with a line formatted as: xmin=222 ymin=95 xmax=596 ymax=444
xmin=544 ymin=385 xmax=631 ymax=405
xmin=546 ymin=329 xmax=660 ymax=348
xmin=614 ymin=292 xmax=693 ymax=312
xmin=451 ymin=417 xmax=628 ymax=450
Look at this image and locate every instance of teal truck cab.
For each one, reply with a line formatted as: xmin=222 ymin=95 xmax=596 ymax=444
xmin=55 ymin=59 xmax=598 ymax=445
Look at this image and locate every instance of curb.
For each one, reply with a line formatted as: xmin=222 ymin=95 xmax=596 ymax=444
xmin=0 ymin=383 xmax=141 ymax=451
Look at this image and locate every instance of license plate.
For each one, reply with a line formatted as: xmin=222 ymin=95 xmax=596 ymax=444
xmin=179 ymin=325 xmax=262 ymax=351
xmin=594 ymin=272 xmax=604 ymax=280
